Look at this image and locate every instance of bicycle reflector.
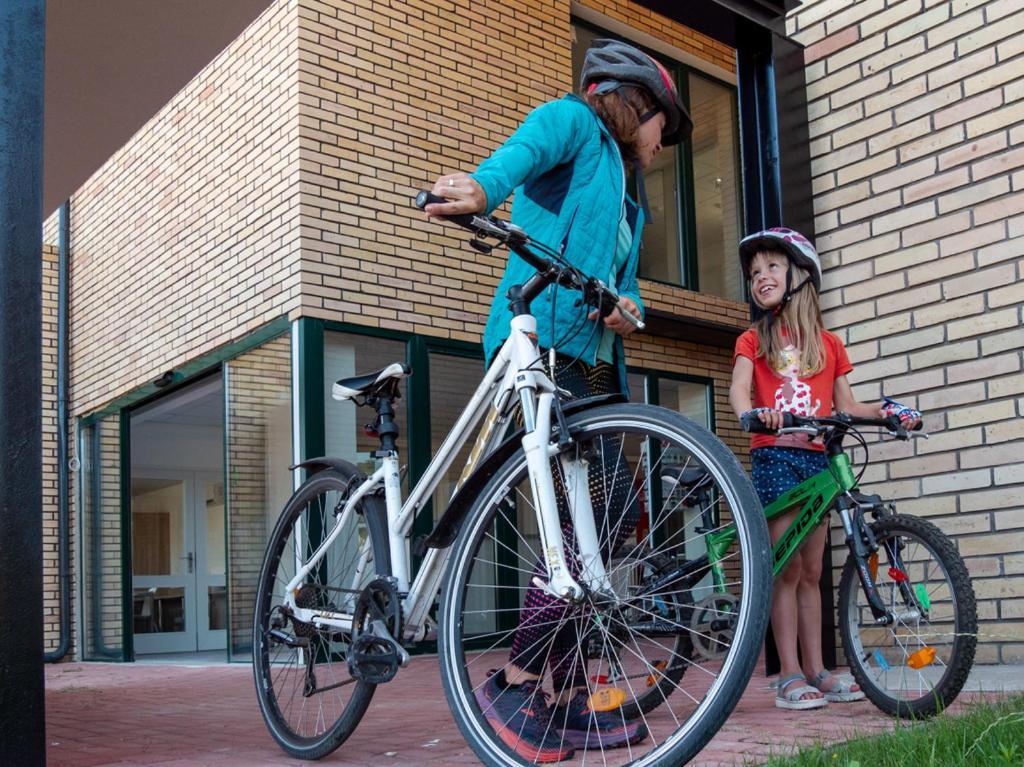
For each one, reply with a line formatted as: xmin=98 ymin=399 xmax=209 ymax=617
xmin=914 ymin=583 xmax=931 ymax=610
xmin=907 ymin=646 xmax=936 ymax=669
xmin=888 ymin=566 xmax=908 ymax=582
xmin=588 ymin=687 xmax=627 ymax=712
xmin=869 ymin=552 xmax=878 ymax=581
xmin=646 ymin=660 xmax=668 ymax=687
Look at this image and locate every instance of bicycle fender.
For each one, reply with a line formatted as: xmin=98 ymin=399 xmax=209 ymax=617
xmin=291 ymin=456 xmax=361 ymax=477
xmin=424 ymin=393 xmax=626 ymax=549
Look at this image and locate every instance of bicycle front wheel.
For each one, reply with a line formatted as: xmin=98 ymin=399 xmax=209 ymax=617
xmin=438 ymin=403 xmax=771 ymax=767
xmin=839 ymin=513 xmax=977 ymax=718
xmin=253 ymin=467 xmax=391 ymax=760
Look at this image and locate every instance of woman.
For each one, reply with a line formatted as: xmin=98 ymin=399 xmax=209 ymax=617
xmin=426 ymin=39 xmax=691 ymax=763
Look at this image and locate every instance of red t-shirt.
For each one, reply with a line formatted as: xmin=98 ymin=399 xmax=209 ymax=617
xmin=733 ymin=328 xmax=853 ymax=451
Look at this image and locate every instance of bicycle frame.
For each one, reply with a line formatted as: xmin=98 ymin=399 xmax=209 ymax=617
xmin=705 ymin=447 xmax=898 ymax=623
xmin=283 ymin=311 xmax=609 ymax=643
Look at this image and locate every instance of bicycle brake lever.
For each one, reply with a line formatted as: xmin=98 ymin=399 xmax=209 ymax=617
xmin=777 ymin=426 xmax=819 ymax=436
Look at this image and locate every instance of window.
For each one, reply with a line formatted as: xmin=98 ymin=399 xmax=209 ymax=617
xmin=570 ymin=21 xmax=743 ymax=301
xmin=323 ymin=331 xmax=408 ymax=478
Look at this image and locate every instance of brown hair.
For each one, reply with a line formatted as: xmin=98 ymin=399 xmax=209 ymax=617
xmin=583 ymin=85 xmax=657 ymax=163
xmin=749 ymin=255 xmax=827 ymax=376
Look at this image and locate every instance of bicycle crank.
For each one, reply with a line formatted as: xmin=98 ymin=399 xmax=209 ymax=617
xmin=348 ymin=577 xmax=409 ymax=684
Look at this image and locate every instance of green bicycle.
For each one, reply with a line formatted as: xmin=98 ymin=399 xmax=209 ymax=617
xmin=596 ymin=410 xmax=977 ymax=721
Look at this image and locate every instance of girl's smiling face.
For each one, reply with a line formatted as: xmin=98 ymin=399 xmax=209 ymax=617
xmin=748 ymin=250 xmax=789 ymax=310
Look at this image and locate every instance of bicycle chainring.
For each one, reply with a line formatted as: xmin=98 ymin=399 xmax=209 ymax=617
xmin=689 ymin=593 xmax=739 ymax=661
xmin=348 ymin=577 xmax=405 ymax=684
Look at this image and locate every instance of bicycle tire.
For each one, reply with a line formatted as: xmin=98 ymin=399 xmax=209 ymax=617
xmin=438 ymin=403 xmax=771 ymax=767
xmin=838 ymin=513 xmax=977 ymax=718
xmin=253 ymin=467 xmax=391 ymax=760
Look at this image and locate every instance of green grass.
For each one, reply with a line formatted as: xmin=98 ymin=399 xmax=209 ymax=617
xmin=759 ymin=694 xmax=1024 ymax=767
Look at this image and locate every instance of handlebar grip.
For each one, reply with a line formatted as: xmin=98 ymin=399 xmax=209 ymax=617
xmin=740 ymin=411 xmax=796 ymax=434
xmin=415 ymin=191 xmax=478 ymax=230
xmin=616 ymin=299 xmax=646 ymax=331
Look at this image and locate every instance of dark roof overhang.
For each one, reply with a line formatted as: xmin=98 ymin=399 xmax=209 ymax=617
xmin=632 ymin=0 xmax=799 ymax=45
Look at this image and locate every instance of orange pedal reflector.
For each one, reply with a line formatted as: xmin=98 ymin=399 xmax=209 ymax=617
xmin=646 ymin=660 xmax=668 ymax=688
xmin=907 ymin=646 xmax=936 ymax=669
xmin=588 ymin=687 xmax=627 ymax=712
xmin=868 ymin=552 xmax=878 ymax=581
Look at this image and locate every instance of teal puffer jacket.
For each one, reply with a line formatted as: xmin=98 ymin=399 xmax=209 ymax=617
xmin=471 ymin=94 xmax=645 ymax=387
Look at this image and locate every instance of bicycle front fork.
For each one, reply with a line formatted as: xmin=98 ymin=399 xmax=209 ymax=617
xmin=837 ymin=497 xmax=894 ymax=625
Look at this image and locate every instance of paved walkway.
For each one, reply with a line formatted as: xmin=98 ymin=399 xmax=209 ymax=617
xmin=46 ymin=658 xmax=1022 ymax=766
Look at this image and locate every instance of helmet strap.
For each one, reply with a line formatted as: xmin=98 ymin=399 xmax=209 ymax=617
xmin=634 ymin=160 xmax=652 ymax=224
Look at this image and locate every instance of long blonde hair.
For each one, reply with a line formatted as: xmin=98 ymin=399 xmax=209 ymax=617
xmin=752 ymin=260 xmax=827 ymax=375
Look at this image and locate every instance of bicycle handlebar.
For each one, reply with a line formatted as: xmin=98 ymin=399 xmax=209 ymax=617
xmin=415 ymin=191 xmax=644 ymax=330
xmin=740 ymin=411 xmax=923 ymax=439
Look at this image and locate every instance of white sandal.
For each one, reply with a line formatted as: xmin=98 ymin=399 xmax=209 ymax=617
xmin=775 ymin=673 xmax=828 ymax=710
xmin=810 ymin=670 xmax=865 ymax=703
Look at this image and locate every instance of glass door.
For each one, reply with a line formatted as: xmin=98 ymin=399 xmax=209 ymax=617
xmin=131 ymin=471 xmax=227 ymax=654
xmin=131 ymin=473 xmax=196 ymax=653
xmin=196 ymin=474 xmax=227 ymax=651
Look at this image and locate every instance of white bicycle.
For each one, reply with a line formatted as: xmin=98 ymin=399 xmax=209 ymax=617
xmin=252 ymin=192 xmax=771 ymax=766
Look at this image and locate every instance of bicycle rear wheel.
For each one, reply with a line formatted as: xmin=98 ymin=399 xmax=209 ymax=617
xmin=839 ymin=513 xmax=976 ymax=718
xmin=252 ymin=467 xmax=391 ymax=760
xmin=438 ymin=403 xmax=771 ymax=767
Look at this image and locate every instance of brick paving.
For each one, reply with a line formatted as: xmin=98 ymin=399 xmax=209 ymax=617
xmin=46 ymin=657 xmax=998 ymax=767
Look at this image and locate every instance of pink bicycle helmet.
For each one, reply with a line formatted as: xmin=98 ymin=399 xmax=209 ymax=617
xmin=738 ymin=227 xmax=822 ymax=290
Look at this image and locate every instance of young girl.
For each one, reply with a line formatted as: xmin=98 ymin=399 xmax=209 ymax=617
xmin=728 ymin=227 xmax=920 ymax=710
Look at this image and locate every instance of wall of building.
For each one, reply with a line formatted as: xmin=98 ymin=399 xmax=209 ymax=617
xmin=40 ymin=0 xmax=755 ymax=656
xmin=788 ymin=0 xmax=1024 ymax=663
xmin=53 ymin=0 xmax=303 ymax=419
xmin=292 ymin=0 xmax=746 ymax=338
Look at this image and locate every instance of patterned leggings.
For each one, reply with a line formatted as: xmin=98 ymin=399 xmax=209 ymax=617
xmin=508 ymin=356 xmax=640 ymax=692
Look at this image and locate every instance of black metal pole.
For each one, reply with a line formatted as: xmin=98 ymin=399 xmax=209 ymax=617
xmin=0 ymin=0 xmax=47 ymax=764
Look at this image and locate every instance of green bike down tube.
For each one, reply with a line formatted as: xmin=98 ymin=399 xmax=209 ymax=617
xmin=707 ymin=453 xmax=859 ymax=583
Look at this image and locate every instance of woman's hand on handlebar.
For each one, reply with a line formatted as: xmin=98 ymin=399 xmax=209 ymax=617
xmin=588 ymin=295 xmax=642 ymax=337
xmin=424 ymin=173 xmax=487 ymax=218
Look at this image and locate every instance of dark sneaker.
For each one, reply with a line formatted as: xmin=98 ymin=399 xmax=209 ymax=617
xmin=551 ymin=691 xmax=648 ymax=750
xmin=475 ymin=671 xmax=575 ymax=763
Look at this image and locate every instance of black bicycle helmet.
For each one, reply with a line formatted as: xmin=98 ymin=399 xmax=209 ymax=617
xmin=581 ymin=38 xmax=693 ymax=146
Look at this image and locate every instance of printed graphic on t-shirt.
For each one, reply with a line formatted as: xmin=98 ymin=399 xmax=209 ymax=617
xmin=773 ymin=345 xmax=822 ymax=417
xmin=733 ymin=328 xmax=853 ymax=452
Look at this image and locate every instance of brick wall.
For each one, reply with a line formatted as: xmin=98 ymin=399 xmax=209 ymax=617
xmin=63 ymin=0 xmax=302 ymax=419
xmin=291 ymin=0 xmax=748 ymax=453
xmin=225 ymin=336 xmax=292 ymax=655
xmin=292 ymin=0 xmax=746 ymax=340
xmin=789 ymin=0 xmax=1024 ymax=663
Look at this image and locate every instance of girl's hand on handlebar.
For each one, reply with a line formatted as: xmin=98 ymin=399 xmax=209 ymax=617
xmin=425 ymin=173 xmax=487 ymax=218
xmin=880 ymin=396 xmax=923 ymax=431
xmin=741 ymin=407 xmax=786 ymax=431
xmin=588 ymin=296 xmax=642 ymax=337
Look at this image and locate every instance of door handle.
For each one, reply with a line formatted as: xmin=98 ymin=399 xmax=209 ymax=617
xmin=182 ymin=552 xmax=194 ymax=574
